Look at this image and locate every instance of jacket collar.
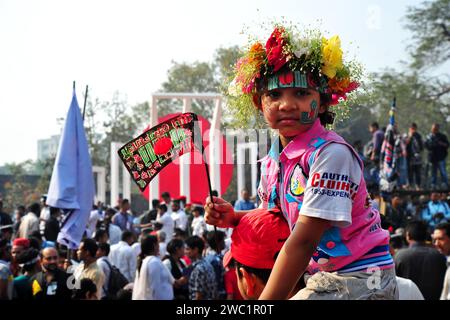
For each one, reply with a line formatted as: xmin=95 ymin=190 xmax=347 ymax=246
xmin=265 ymin=118 xmax=327 ymax=161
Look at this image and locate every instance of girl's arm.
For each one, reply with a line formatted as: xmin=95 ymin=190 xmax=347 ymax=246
xmin=259 ymin=215 xmax=330 ymax=300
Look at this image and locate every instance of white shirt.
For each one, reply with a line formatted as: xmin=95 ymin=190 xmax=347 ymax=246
xmin=108 ymin=223 xmax=122 ymax=245
xmin=109 ymin=241 xmax=137 ymax=282
xmin=18 ymin=212 xmax=39 ymax=238
xmin=171 ymin=209 xmax=188 ymax=231
xmin=159 ymin=242 xmax=167 ymax=259
xmin=87 ymin=210 xmax=102 ymax=238
xmin=191 ymin=216 xmax=207 ymax=237
xmin=97 ymin=256 xmax=111 ymax=299
xmin=441 ymin=260 xmax=450 ymax=300
xmin=132 ymin=242 xmax=141 ymax=260
xmin=132 ymin=256 xmax=174 ymax=300
xmin=39 ymin=207 xmax=50 ymax=234
xmin=157 ymin=213 xmax=174 ymax=244
xmin=396 ymin=276 xmax=424 ymax=300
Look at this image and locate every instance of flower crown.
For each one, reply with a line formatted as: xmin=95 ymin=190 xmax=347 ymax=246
xmin=226 ymin=24 xmax=362 ymax=126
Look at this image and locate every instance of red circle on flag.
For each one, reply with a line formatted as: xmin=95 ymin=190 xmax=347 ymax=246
xmin=153 ymin=137 xmax=173 ymax=155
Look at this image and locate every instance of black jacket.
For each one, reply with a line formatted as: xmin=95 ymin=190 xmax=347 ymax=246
xmin=30 ymin=268 xmax=72 ymax=300
xmin=394 ymin=243 xmax=447 ymax=300
xmin=425 ymin=132 xmax=449 ymax=162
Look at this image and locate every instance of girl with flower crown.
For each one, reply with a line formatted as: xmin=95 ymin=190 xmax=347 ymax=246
xmin=205 ymin=24 xmax=398 ymax=300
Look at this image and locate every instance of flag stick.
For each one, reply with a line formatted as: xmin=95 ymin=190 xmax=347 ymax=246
xmin=82 ymin=85 xmax=89 ymax=120
xmin=201 ymin=150 xmax=219 ymax=244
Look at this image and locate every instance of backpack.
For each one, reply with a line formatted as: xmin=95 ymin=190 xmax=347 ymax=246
xmin=103 ymin=259 xmax=129 ymax=300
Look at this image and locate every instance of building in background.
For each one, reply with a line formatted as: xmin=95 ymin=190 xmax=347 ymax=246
xmin=37 ymin=135 xmax=60 ymax=161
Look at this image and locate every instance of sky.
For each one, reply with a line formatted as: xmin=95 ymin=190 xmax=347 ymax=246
xmin=0 ymin=0 xmax=424 ymax=165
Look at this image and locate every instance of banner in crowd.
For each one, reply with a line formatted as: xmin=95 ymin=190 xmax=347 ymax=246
xmin=46 ymin=89 xmax=95 ymax=249
xmin=118 ymin=112 xmax=202 ymax=192
xmin=380 ymin=97 xmax=397 ymax=193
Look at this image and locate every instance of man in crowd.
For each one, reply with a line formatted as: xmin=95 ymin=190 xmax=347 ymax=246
xmin=395 ymin=220 xmax=447 ymax=300
xmin=139 ymin=199 xmax=159 ymax=228
xmin=156 ymin=204 xmax=174 ymax=245
xmin=369 ymin=122 xmax=385 ymax=163
xmin=191 ymin=206 xmax=207 ymax=237
xmin=405 ymin=123 xmax=424 ymax=190
xmin=161 ymin=192 xmax=173 ymax=215
xmin=222 ymin=208 xmax=291 ymax=300
xmin=11 ymin=238 xmax=30 ymax=277
xmin=185 ymin=235 xmax=217 ymax=300
xmin=0 ymin=239 xmax=13 ymax=299
xmin=18 ymin=203 xmax=40 ymax=239
xmin=112 ymin=199 xmax=134 ymax=232
xmin=74 ymin=238 xmax=105 ymax=300
xmin=432 ymin=223 xmax=450 ymax=299
xmin=109 ymin=231 xmax=136 ymax=283
xmin=425 ymin=123 xmax=449 ymax=190
xmin=422 ymin=192 xmax=450 ymax=230
xmin=171 ymin=200 xmax=188 ymax=232
xmin=205 ymin=230 xmax=226 ymax=299
xmin=44 ymin=207 xmax=60 ymax=242
xmin=234 ymin=189 xmax=256 ymax=211
xmin=39 ymin=195 xmax=50 ymax=237
xmin=96 ymin=242 xmax=112 ymax=300
xmin=103 ymin=208 xmax=122 ymax=245
xmin=385 ymin=195 xmax=410 ymax=231
xmin=31 ymin=247 xmax=71 ymax=300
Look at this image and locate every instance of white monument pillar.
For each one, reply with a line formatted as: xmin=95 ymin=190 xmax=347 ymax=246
xmin=110 ymin=142 xmax=121 ymax=208
xmin=180 ymin=98 xmax=192 ymax=203
xmin=209 ymin=98 xmax=222 ymax=195
xmin=92 ymin=166 xmax=106 ymax=204
xmin=236 ymin=142 xmax=258 ymax=199
xmin=149 ymin=96 xmax=159 ymax=208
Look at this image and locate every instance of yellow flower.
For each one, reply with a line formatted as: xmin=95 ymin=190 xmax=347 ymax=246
xmin=322 ymin=35 xmax=343 ymax=78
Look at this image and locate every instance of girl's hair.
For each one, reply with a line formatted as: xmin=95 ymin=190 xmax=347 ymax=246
xmin=136 ymin=235 xmax=158 ymax=275
xmin=166 ymin=238 xmax=185 ymax=255
xmin=318 ymin=95 xmax=335 ymax=126
xmin=72 ymin=278 xmax=97 ymax=300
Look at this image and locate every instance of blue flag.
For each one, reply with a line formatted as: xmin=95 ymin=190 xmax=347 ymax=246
xmin=46 ymin=89 xmax=95 ymax=249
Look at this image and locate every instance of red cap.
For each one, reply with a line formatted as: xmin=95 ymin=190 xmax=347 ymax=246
xmin=223 ymin=208 xmax=290 ymax=270
xmin=12 ymin=238 xmax=30 ymax=248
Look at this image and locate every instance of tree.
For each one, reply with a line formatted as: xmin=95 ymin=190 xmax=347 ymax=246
xmin=405 ymin=0 xmax=450 ymax=70
xmin=2 ymin=161 xmax=39 ymax=211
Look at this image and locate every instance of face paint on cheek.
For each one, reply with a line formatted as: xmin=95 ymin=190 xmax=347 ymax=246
xmin=300 ymin=99 xmax=318 ymax=124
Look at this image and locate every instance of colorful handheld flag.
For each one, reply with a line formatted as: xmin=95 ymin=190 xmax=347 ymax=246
xmin=46 ymin=88 xmax=95 ymax=249
xmin=118 ymin=112 xmax=203 ymax=192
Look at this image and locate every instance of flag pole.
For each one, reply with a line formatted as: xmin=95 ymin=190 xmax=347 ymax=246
xmin=201 ymin=148 xmax=219 ymax=245
xmin=82 ymin=85 xmax=89 ymax=121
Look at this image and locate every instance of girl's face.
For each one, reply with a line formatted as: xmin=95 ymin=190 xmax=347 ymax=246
xmin=257 ymin=87 xmax=326 ymax=138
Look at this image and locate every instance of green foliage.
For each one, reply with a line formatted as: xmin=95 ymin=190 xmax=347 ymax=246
xmin=405 ymin=0 xmax=450 ymax=69
xmin=2 ymin=161 xmax=39 ymax=211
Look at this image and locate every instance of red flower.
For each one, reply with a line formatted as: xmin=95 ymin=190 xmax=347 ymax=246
xmin=154 ymin=137 xmax=173 ymax=155
xmin=266 ymin=27 xmax=287 ymax=72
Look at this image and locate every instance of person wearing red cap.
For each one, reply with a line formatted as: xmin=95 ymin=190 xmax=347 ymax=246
xmin=11 ymin=238 xmax=30 ymax=277
xmin=222 ymin=208 xmax=291 ymax=299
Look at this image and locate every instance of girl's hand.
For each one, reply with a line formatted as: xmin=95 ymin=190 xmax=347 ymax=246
xmin=204 ymin=196 xmax=236 ymax=228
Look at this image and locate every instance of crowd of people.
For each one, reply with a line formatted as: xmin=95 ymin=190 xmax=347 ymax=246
xmin=360 ymin=122 xmax=449 ymax=192
xmin=0 ymin=190 xmax=258 ymax=300
xmin=1 ymin=185 xmax=449 ymax=300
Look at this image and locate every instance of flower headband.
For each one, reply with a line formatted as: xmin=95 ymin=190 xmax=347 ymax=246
xmin=226 ymin=24 xmax=362 ymax=126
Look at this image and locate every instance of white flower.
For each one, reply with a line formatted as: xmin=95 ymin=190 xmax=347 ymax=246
xmin=294 ymin=47 xmax=309 ymax=58
xmin=228 ymin=78 xmax=241 ymax=97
